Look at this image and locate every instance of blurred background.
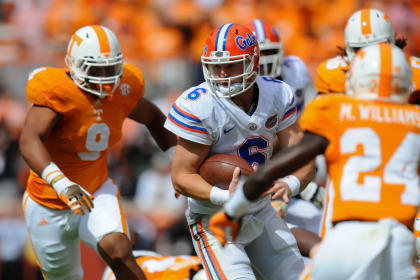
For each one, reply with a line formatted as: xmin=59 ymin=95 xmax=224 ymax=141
xmin=0 ymin=0 xmax=419 ymax=279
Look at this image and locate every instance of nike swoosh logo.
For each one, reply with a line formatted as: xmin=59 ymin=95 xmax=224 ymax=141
xmin=223 ymin=126 xmax=235 ymax=134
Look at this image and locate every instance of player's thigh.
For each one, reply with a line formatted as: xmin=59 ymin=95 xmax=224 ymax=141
xmin=79 ymin=178 xmax=129 ymax=250
xmin=189 ymin=215 xmax=256 ymax=280
xmin=22 ymin=192 xmax=82 ymax=280
xmin=311 ymin=220 xmax=415 ymax=280
xmin=247 ymin=205 xmax=304 ymax=280
xmin=311 ymin=222 xmax=377 ymax=280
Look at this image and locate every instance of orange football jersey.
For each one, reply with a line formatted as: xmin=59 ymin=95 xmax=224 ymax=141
xmin=25 ymin=64 xmax=144 ymax=209
xmin=102 ymin=255 xmax=202 ymax=280
xmin=300 ymin=94 xmax=420 ymax=236
xmin=314 ymin=56 xmax=349 ymax=94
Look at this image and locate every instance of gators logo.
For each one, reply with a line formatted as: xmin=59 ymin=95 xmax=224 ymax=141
xmin=236 ymin=33 xmax=257 ymax=50
xmin=265 ymin=114 xmax=278 ymax=128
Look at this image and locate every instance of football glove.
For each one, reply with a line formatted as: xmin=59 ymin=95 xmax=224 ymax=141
xmin=42 ymin=162 xmax=94 ymax=215
xmin=57 ymin=180 xmax=94 ymax=215
xmin=208 ymin=211 xmax=240 ymax=247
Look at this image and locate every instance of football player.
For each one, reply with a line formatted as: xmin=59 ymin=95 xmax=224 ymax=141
xmin=245 ymin=19 xmax=313 ymax=114
xmin=101 ymin=250 xmax=205 ymax=280
xmin=315 ymin=8 xmax=420 ymax=105
xmin=164 ymin=23 xmax=315 ymax=279
xmin=246 ymin=18 xmax=322 ymax=257
xmin=20 ymin=25 xmax=177 ymax=280
xmin=210 ymin=42 xmax=420 ymax=279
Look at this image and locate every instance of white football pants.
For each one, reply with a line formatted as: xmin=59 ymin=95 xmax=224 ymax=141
xmin=23 ymin=178 xmax=129 ymax=280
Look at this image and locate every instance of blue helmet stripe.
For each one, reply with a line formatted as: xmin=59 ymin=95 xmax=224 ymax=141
xmin=216 ymin=23 xmax=233 ymax=51
xmin=253 ymin=19 xmax=265 ymax=41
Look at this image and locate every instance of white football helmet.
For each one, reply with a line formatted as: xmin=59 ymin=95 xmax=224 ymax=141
xmin=201 ymin=23 xmax=259 ymax=98
xmin=65 ymin=25 xmax=123 ymax=98
xmin=245 ymin=19 xmax=284 ymax=78
xmin=345 ymin=9 xmax=394 ymax=60
xmin=346 ymin=43 xmax=412 ymax=103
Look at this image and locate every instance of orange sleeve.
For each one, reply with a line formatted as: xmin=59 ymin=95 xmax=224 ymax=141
xmin=26 ymin=67 xmax=75 ymax=114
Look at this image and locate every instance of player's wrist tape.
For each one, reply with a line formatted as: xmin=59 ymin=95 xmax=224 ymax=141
xmin=224 ymin=184 xmax=252 ymax=218
xmin=210 ymin=187 xmax=229 ymax=206
xmin=41 ymin=162 xmax=72 ymax=194
xmin=277 ymin=175 xmax=300 ymax=197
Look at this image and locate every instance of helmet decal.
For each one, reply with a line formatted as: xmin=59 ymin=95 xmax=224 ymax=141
xmin=67 ymin=34 xmax=82 ymax=57
xmin=235 ymin=33 xmax=257 ymax=50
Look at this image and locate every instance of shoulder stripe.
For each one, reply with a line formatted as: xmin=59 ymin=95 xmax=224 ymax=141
xmin=172 ymin=104 xmax=201 ymax=122
xmin=168 ymin=113 xmax=209 ymax=134
xmin=290 ymin=96 xmax=295 ymax=106
xmin=282 ymin=106 xmax=297 ymax=120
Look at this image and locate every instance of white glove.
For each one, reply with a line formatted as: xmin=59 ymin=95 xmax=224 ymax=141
xmin=42 ymin=162 xmax=94 ymax=215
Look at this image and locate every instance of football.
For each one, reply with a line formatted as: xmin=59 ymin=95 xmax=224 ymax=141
xmin=199 ymin=154 xmax=253 ymax=190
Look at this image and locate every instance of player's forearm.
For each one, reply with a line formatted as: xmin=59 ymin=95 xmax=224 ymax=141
xmin=244 ymin=133 xmax=326 ymax=201
xmin=147 ymin=121 xmax=177 ymax=151
xmin=291 ymin=159 xmax=316 ymax=193
xmin=243 ymin=145 xmax=304 ymax=201
xmin=19 ymin=132 xmax=52 ymax=175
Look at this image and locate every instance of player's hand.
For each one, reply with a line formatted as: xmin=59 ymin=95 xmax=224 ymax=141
xmin=209 ymin=211 xmax=240 ymax=247
xmin=262 ymin=180 xmax=291 ymax=203
xmin=54 ymin=178 xmax=94 ymax=215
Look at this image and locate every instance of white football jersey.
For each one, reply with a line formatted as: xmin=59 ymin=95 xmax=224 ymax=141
xmin=281 ymin=55 xmax=312 ymax=114
xmin=164 ymin=76 xmax=298 ymax=220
